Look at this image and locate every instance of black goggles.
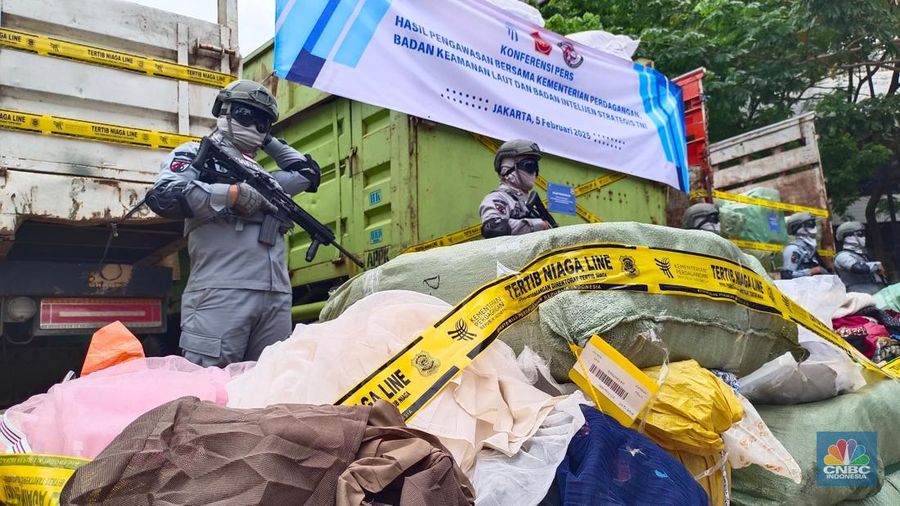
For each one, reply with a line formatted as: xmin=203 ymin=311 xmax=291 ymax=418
xmin=229 ymin=103 xmax=272 ymax=133
xmin=850 ymin=230 xmax=866 ymax=238
xmin=514 ymin=157 xmax=540 ymax=175
xmin=699 ymin=212 xmax=720 ymax=225
xmin=800 ymin=219 xmax=817 ymax=229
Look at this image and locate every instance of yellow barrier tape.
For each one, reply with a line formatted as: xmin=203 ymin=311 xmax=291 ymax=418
xmin=691 ymin=189 xmax=829 ymax=218
xmin=337 ymin=242 xmax=895 ymax=420
xmin=540 ymin=173 xmax=610 ymax=223
xmin=0 ymin=108 xmax=199 ymax=150
xmin=0 ymin=28 xmax=235 ymax=88
xmin=885 ymin=356 xmax=900 ymax=374
xmin=0 ymin=454 xmax=89 ymax=505
xmin=728 ymin=239 xmax=835 ymax=258
xmin=403 ymin=173 xmax=617 ymax=253
xmin=574 ymin=173 xmax=628 ymax=197
xmin=470 ymin=132 xmax=501 ymax=153
xmin=575 ymin=203 xmax=603 ymax=223
xmin=403 ymin=224 xmax=482 ymax=253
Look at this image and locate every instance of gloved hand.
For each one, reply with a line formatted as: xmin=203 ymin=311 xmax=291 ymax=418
xmin=228 ymin=183 xmax=276 ymax=216
xmin=527 ymin=218 xmax=551 ymax=232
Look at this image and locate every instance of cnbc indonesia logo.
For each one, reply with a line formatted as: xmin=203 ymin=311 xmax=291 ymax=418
xmin=817 ymin=433 xmax=876 ymax=487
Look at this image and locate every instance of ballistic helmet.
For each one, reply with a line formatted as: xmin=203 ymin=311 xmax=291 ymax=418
xmin=212 ymin=80 xmax=279 ymax=122
xmin=785 ymin=211 xmax=815 ymax=235
xmin=682 ymin=203 xmax=719 ymax=229
xmin=836 ymin=221 xmax=865 ymax=242
xmin=494 ymin=139 xmax=542 ymax=173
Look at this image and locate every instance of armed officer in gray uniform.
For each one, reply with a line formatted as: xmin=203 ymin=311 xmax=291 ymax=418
xmin=479 ymin=139 xmax=552 ymax=238
xmin=834 ymin=221 xmax=887 ymax=294
xmin=781 ymin=211 xmax=831 ymax=279
xmin=145 ymin=80 xmax=320 ymax=366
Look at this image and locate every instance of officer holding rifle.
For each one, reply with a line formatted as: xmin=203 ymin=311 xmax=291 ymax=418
xmin=146 ymin=80 xmax=320 ymax=366
xmin=480 ymin=139 xmax=557 ymax=238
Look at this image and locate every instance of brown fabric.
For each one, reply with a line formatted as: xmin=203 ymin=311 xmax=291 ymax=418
xmin=60 ymin=397 xmax=473 ymax=506
xmin=336 ymin=400 xmax=475 ymax=505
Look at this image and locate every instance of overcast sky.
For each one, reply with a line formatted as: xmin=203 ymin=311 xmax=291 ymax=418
xmin=128 ymin=0 xmax=275 ymax=56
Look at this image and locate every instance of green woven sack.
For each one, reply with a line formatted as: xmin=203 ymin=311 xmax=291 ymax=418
xmin=323 ymin=223 xmax=800 ymax=381
xmin=733 ymin=379 xmax=900 ymax=505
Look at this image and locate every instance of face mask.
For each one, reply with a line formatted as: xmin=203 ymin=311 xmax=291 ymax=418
xmin=845 ymin=236 xmax=866 ymax=250
xmin=699 ymin=222 xmax=721 ymax=234
xmin=217 ymin=115 xmax=267 ymax=153
xmin=503 ymin=167 xmax=536 ymax=192
xmin=797 ymin=225 xmax=817 ymax=237
xmin=799 ymin=235 xmax=817 ymax=248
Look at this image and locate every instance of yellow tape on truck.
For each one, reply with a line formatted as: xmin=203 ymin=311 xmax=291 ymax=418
xmin=691 ymin=189 xmax=829 ymax=218
xmin=0 ymin=28 xmax=235 ymax=88
xmin=0 ymin=108 xmax=199 ymax=150
xmin=728 ymin=239 xmax=835 ymax=258
xmin=403 ymin=173 xmax=620 ymax=252
xmin=336 ymin=242 xmax=895 ymax=421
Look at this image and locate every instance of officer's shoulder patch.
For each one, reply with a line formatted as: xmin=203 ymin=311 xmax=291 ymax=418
xmin=492 ymin=199 xmax=507 ymax=214
xmin=169 ymin=156 xmax=193 ymax=173
xmin=790 ymin=251 xmax=800 ymax=264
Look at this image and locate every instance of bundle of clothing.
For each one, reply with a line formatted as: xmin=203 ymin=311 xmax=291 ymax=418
xmin=832 ymin=292 xmax=900 ymax=363
xmin=60 ymin=398 xmax=475 ymax=505
xmin=3 ymin=290 xmax=808 ymax=506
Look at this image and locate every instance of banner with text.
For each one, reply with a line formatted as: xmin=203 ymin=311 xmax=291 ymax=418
xmin=274 ymin=0 xmax=689 ymax=191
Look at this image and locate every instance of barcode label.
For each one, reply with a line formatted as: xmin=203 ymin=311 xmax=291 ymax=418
xmin=589 ymin=363 xmax=628 ymax=399
xmin=569 ymin=335 xmax=657 ymax=425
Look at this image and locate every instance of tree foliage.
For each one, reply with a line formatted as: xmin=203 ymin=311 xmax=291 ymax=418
xmin=539 ymin=0 xmax=900 ymax=266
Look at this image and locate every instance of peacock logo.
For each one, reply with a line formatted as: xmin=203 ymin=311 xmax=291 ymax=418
xmin=818 ymin=433 xmax=876 ymax=487
xmin=824 ymin=439 xmax=870 ymax=466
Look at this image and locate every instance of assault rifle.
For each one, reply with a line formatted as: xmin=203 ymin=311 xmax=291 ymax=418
xmin=192 ymin=135 xmax=365 ymax=268
xmin=525 ymin=192 xmax=559 ymax=228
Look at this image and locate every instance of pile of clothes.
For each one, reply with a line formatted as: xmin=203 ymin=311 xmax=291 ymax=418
xmin=1 ymin=226 xmax=898 ymax=505
xmin=1 ymin=290 xmax=808 ymax=506
xmin=832 ymin=292 xmax=900 ymax=363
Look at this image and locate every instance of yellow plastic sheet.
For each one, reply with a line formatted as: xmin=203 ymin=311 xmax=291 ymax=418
xmin=636 ymin=360 xmax=744 ymax=456
xmin=672 ymin=450 xmax=731 ymax=506
xmin=0 ymin=454 xmax=88 ymax=505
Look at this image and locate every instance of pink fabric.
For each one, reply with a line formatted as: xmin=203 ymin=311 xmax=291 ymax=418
xmin=864 ymin=322 xmax=890 ymax=339
xmin=3 ymin=356 xmax=252 ymax=459
xmin=832 ymin=316 xmax=871 ymax=329
xmin=838 ymin=322 xmax=889 ymax=357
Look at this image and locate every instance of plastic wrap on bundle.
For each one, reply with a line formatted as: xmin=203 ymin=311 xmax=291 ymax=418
xmin=739 ymin=276 xmax=866 ymax=405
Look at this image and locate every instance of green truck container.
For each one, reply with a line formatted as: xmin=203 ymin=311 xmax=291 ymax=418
xmin=243 ymin=43 xmax=668 ymax=319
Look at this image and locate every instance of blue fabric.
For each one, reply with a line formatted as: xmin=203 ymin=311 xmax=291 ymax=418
xmin=555 ymin=406 xmax=708 ymax=505
xmin=709 ymin=368 xmax=741 ymax=392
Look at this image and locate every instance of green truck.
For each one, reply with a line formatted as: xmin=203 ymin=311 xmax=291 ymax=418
xmin=242 ymin=42 xmax=669 ymax=320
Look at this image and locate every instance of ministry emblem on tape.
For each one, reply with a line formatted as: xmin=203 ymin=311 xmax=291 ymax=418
xmin=412 ymin=351 xmax=440 ymax=376
xmin=654 ymin=257 xmax=675 ymax=279
xmin=448 ymin=319 xmax=476 ymax=341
